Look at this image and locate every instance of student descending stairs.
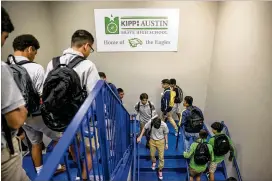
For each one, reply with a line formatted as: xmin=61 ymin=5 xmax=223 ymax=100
xmin=135 ymin=121 xmax=228 ymax=181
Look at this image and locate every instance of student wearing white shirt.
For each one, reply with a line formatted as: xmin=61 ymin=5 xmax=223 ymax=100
xmin=44 ymin=30 xmax=100 ymax=181
xmin=8 ymin=34 xmax=64 ymax=175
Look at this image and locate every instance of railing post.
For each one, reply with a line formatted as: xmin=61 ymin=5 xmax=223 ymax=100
xmin=133 ymin=115 xmax=136 ymax=181
xmin=96 ymin=87 xmax=110 ymax=181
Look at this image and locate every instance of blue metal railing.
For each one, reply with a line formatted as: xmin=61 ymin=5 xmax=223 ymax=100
xmin=131 ymin=116 xmax=139 ymax=181
xmin=35 ymin=80 xmax=132 ymax=181
xmin=221 ymin=121 xmax=242 ymax=181
xmin=181 ymin=127 xmax=191 ymax=181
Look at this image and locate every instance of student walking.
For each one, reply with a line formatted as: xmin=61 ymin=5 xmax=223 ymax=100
xmin=184 ymin=130 xmax=214 ymax=181
xmin=179 ymin=96 xmax=204 ymax=151
xmin=137 ymin=117 xmax=169 ymax=180
xmin=208 ymin=122 xmax=235 ymax=181
xmin=134 ymin=93 xmax=157 ymax=148
xmin=161 ymin=79 xmax=178 ymax=136
xmin=7 ymin=34 xmax=66 ymax=175
xmin=42 ymin=29 xmax=100 ymax=180
xmin=170 ymin=78 xmax=183 ymax=122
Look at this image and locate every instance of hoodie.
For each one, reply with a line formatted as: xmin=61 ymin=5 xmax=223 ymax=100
xmin=44 ymin=48 xmax=100 ymax=93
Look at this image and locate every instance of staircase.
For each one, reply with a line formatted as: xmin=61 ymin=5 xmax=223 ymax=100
xmin=21 ymin=80 xmax=241 ymax=181
xmin=135 ymin=121 xmax=187 ymax=181
xmin=135 ymin=121 xmax=228 ymax=181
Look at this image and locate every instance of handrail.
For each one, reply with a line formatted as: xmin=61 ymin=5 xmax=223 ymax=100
xmin=35 ymin=80 xmax=104 ymax=180
xmin=131 ymin=115 xmax=140 ymax=181
xmin=132 ymin=115 xmax=136 ymax=181
xmin=35 ymin=80 xmax=132 ymax=181
xmin=181 ymin=127 xmax=190 ymax=181
xmin=221 ymin=121 xmax=242 ymax=181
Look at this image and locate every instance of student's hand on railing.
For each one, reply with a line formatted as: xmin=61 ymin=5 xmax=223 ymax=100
xmin=165 ymin=144 xmax=168 ymax=150
xmin=137 ymin=137 xmax=141 ymax=143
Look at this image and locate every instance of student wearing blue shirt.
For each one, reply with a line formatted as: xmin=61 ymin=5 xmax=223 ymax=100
xmin=161 ymin=79 xmax=178 ymax=136
xmin=179 ymin=96 xmax=204 ymax=152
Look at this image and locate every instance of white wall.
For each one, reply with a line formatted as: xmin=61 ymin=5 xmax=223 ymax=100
xmin=48 ymin=1 xmax=218 ymax=113
xmin=204 ymin=1 xmax=272 ymax=180
xmin=1 ymin=1 xmax=56 ymax=68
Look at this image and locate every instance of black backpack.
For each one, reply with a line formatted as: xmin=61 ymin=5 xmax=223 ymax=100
xmin=137 ymin=101 xmax=153 ymax=118
xmin=194 ymin=141 xmax=211 ymax=165
xmin=213 ymin=134 xmax=230 ymax=156
xmin=41 ymin=56 xmax=87 ymax=132
xmin=6 ymin=55 xmax=40 ymax=114
xmin=174 ymin=86 xmax=183 ymax=103
xmin=188 ymin=107 xmax=204 ymax=131
xmin=145 ymin=117 xmax=161 ymax=144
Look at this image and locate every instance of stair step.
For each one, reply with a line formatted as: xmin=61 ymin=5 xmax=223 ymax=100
xmin=138 ymin=170 xmax=187 ymax=181
xmin=139 ymin=155 xmax=184 ymax=159
xmin=200 ymin=171 xmax=226 ymax=181
xmin=138 ymin=158 xmax=187 ymax=169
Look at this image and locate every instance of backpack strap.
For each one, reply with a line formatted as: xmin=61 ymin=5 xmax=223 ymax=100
xmin=68 ymin=56 xmax=85 ymax=69
xmin=137 ymin=102 xmax=140 ymax=112
xmin=150 ymin=119 xmax=154 ymax=131
xmin=6 ymin=54 xmax=35 ymax=65
xmin=17 ymin=60 xmax=34 ymax=66
xmin=6 ymin=54 xmax=15 ymax=65
xmin=148 ymin=101 xmax=152 ymax=118
xmin=52 ymin=57 xmax=61 ymax=69
xmin=2 ymin=115 xmax=15 ymax=155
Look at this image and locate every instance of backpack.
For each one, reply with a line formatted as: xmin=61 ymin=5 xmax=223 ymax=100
xmin=137 ymin=101 xmax=153 ymax=118
xmin=194 ymin=141 xmax=211 ymax=165
xmin=145 ymin=117 xmax=161 ymax=148
xmin=174 ymin=86 xmax=183 ymax=104
xmin=41 ymin=56 xmax=87 ymax=132
xmin=6 ymin=55 xmax=40 ymax=114
xmin=188 ymin=106 xmax=204 ymax=132
xmin=213 ymin=134 xmax=230 ymax=156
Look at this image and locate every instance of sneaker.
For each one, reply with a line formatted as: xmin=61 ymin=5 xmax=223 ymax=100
xmin=110 ymin=150 xmax=115 ymax=157
xmin=151 ymin=162 xmax=156 ymax=170
xmin=158 ymin=171 xmax=163 ymax=180
xmin=175 ymin=132 xmax=178 ymax=136
xmin=89 ymin=175 xmax=104 ymax=181
xmin=206 ymin=172 xmax=210 ymax=180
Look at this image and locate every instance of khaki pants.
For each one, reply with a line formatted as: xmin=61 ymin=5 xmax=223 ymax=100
xmin=1 ymin=137 xmax=30 ymax=181
xmin=163 ymin=111 xmax=178 ymax=132
xmin=150 ymin=139 xmax=165 ymax=171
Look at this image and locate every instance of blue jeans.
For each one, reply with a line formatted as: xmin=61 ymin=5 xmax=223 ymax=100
xmin=184 ymin=131 xmax=199 ymax=152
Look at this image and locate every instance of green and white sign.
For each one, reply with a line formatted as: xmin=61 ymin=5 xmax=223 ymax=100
xmin=94 ymin=9 xmax=179 ymax=52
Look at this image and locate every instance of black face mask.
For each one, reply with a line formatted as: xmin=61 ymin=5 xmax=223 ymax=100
xmin=153 ymin=118 xmax=161 ymax=129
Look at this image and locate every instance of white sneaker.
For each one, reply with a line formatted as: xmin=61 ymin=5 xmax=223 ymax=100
xmin=75 ymin=175 xmax=103 ymax=181
xmin=89 ymin=175 xmax=103 ymax=181
xmin=110 ymin=150 xmax=115 ymax=157
xmin=151 ymin=163 xmax=156 ymax=170
xmin=158 ymin=171 xmax=163 ymax=180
